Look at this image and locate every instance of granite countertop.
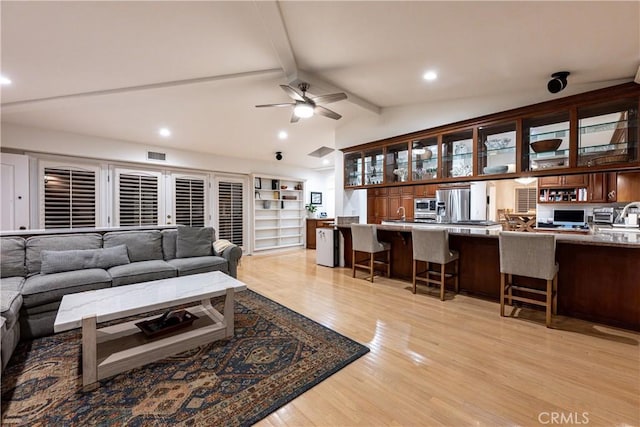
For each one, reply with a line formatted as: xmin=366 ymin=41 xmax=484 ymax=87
xmin=337 ymin=222 xmax=640 ymax=248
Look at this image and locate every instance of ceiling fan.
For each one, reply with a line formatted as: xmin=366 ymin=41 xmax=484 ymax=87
xmin=256 ymin=82 xmax=347 ymax=123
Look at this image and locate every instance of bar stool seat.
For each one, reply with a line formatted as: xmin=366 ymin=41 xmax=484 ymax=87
xmin=498 ymin=231 xmax=558 ymax=328
xmin=411 ymin=228 xmax=459 ymax=300
xmin=350 ymin=224 xmax=391 ymax=282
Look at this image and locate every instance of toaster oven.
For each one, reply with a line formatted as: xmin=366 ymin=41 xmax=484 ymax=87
xmin=593 ymin=207 xmax=614 ymax=224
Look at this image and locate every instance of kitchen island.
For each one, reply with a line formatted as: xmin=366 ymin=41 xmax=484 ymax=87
xmin=337 ymin=222 xmax=640 ymax=331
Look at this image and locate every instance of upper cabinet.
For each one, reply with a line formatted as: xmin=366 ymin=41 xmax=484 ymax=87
xmin=341 ymin=83 xmax=640 ymax=189
xmin=577 ymin=98 xmax=638 ymax=168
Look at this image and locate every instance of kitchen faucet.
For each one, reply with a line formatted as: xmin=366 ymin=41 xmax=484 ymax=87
xmin=397 ymin=206 xmax=406 ymax=221
xmin=615 ymin=201 xmax=640 ymax=225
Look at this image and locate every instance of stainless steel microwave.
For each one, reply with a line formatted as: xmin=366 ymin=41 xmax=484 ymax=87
xmin=415 ymin=198 xmax=436 ymax=218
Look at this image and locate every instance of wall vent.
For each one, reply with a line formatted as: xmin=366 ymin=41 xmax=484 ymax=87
xmin=147 ymin=151 xmax=166 ymax=161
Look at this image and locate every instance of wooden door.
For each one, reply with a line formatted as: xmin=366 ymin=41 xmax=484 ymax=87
xmin=616 ymin=171 xmax=640 ymax=202
xmin=538 ymin=176 xmax=562 ymax=187
xmin=564 ymin=174 xmax=589 ymax=187
xmin=588 ymin=173 xmax=607 ymax=202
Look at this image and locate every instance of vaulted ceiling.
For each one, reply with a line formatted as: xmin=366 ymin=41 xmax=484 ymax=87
xmin=1 ymin=1 xmax=638 ymax=169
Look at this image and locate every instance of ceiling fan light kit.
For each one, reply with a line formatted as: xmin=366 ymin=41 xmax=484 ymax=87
xmin=256 ymin=82 xmax=347 ymax=123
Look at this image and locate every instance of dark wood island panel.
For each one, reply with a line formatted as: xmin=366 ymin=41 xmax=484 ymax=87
xmin=338 ymin=226 xmax=639 ymax=331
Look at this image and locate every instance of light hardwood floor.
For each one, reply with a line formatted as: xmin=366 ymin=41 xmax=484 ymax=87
xmin=239 ymin=249 xmax=640 ymax=427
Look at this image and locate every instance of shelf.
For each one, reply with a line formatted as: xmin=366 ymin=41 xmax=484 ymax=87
xmin=530 ymin=129 xmax=569 ymax=141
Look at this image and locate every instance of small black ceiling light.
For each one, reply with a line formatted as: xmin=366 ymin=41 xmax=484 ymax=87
xmin=547 ymin=71 xmax=570 ymax=94
xmin=275 ymin=151 xmax=283 ymax=161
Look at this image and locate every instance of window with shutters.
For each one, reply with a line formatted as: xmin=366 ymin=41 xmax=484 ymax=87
xmin=175 ymin=177 xmax=205 ymax=227
xmin=115 ymin=169 xmax=161 ymax=226
xmin=42 ymin=166 xmax=97 ymax=228
xmin=218 ymin=181 xmax=244 ymax=247
xmin=515 ymin=187 xmax=537 ymax=213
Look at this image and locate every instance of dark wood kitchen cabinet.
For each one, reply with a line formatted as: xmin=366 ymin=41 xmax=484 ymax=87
xmin=616 ymin=171 xmax=640 ymax=202
xmin=588 ymin=172 xmax=617 ymax=203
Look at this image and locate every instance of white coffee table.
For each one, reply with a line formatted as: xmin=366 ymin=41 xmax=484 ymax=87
xmin=54 ymin=271 xmax=247 ymax=386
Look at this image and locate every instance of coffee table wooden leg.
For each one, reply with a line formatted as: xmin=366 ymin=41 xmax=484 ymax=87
xmin=82 ymin=315 xmax=97 ymax=387
xmin=223 ymin=287 xmax=235 ymax=338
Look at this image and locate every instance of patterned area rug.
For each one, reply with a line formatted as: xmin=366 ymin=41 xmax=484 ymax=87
xmin=1 ymin=290 xmax=369 ymax=426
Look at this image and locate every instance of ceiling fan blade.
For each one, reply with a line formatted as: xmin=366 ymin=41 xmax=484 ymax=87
xmin=255 ymin=102 xmax=295 ymax=108
xmin=311 ymin=93 xmax=347 ymax=104
xmin=280 ymin=85 xmax=305 ymax=102
xmin=290 ymin=112 xmax=300 ymax=123
xmin=314 ymin=105 xmax=342 ymax=120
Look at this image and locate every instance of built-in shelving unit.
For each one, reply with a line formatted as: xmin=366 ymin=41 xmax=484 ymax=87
xmin=252 ymin=174 xmax=305 ymax=252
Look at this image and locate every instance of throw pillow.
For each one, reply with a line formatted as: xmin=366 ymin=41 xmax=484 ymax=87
xmin=40 ymin=245 xmax=130 ymax=274
xmin=213 ymin=239 xmax=234 ymax=255
xmin=176 ymin=227 xmax=213 ymax=258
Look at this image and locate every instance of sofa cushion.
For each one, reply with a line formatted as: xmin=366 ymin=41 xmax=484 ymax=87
xmin=167 ymin=256 xmax=228 ymax=276
xmin=21 ymin=269 xmax=112 ymax=308
xmin=108 ymin=260 xmax=177 ymax=287
xmin=176 ymin=227 xmax=214 ymax=258
xmin=40 ymin=244 xmax=130 ymax=275
xmin=161 ymin=229 xmax=177 ymax=260
xmin=1 ymin=237 xmax=26 ymax=278
xmin=0 ymin=276 xmax=25 ymax=293
xmin=1 ymin=290 xmax=23 ymax=328
xmin=26 ymin=233 xmax=102 ymax=275
xmin=103 ymin=230 xmax=163 ymax=263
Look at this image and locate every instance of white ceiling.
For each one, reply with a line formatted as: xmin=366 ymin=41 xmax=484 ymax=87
xmin=1 ymin=1 xmax=639 ymax=169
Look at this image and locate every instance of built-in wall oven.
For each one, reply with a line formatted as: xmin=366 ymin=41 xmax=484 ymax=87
xmin=415 ymin=198 xmax=437 ymax=220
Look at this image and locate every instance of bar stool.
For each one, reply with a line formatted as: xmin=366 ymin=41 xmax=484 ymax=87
xmin=411 ymin=228 xmax=459 ymax=300
xmin=350 ymin=224 xmax=391 ymax=282
xmin=498 ymin=231 xmax=558 ymax=328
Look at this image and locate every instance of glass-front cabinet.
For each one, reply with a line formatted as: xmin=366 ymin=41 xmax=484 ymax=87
xmin=577 ymin=98 xmax=638 ymax=167
xmin=523 ymin=111 xmax=570 ymax=172
xmin=478 ymin=122 xmax=516 ymax=176
xmin=344 ymin=152 xmax=363 ymax=187
xmin=364 ymin=148 xmax=384 ymax=185
xmin=385 ymin=142 xmax=409 ymax=183
xmin=442 ymin=130 xmax=473 ymax=179
xmin=411 ymin=137 xmax=438 ymax=181
xmin=342 ymin=83 xmax=639 ymax=189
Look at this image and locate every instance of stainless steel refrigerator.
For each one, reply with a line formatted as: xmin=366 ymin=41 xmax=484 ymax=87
xmin=436 ymin=187 xmax=471 ymax=223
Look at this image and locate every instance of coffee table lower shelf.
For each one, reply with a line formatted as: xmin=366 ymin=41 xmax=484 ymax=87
xmin=82 ymin=294 xmax=234 ymax=386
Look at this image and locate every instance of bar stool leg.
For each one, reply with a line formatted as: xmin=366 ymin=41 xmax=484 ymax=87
xmin=552 ymin=273 xmax=558 ymax=315
xmin=352 ymin=250 xmax=356 ymax=278
xmin=386 ymin=249 xmax=391 ymax=277
xmin=454 ymin=259 xmax=459 ymax=294
xmin=546 ymin=278 xmax=553 ymax=327
xmin=440 ymin=264 xmax=445 ymax=301
xmin=499 ymin=273 xmax=506 ymax=317
xmin=507 ymin=274 xmax=513 ymax=305
xmin=412 ymin=259 xmax=417 ymax=294
xmin=369 ymin=252 xmax=374 ymax=282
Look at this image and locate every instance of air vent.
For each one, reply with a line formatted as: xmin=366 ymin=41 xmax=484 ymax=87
xmin=147 ymin=151 xmax=166 ymax=161
xmin=308 ymin=146 xmax=335 ymax=158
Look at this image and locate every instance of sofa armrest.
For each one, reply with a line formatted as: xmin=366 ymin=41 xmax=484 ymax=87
xmin=214 ymin=241 xmax=242 ymax=278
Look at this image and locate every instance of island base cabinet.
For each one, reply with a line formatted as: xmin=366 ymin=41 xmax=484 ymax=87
xmin=338 ymin=226 xmax=639 ymax=331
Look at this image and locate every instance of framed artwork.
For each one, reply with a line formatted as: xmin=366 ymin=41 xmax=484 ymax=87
xmin=254 ymin=177 xmax=261 ymax=189
xmin=311 ymin=192 xmax=322 ymax=205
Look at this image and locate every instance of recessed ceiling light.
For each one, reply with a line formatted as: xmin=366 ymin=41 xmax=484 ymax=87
xmin=0 ymin=75 xmax=12 ymax=85
xmin=278 ymin=131 xmax=288 ymax=139
xmin=322 ymin=159 xmax=330 ymax=165
xmin=422 ymin=70 xmax=438 ymax=81
xmin=158 ymin=127 xmax=171 ymax=138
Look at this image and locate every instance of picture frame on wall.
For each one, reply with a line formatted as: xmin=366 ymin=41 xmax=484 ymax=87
xmin=311 ymin=192 xmax=322 ymax=205
xmin=254 ymin=177 xmax=261 ymax=189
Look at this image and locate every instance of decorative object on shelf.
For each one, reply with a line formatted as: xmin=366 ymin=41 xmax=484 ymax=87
xmin=311 ymin=192 xmax=322 ymax=205
xmin=483 ymin=165 xmax=509 ymax=174
xmin=451 ymin=164 xmax=472 ymax=177
xmin=454 ymin=142 xmax=468 ymax=155
xmin=393 ymin=168 xmax=408 ymax=182
xmin=530 ymin=138 xmax=562 ymax=153
xmin=281 ymin=185 xmax=288 ymax=190
xmin=135 ymin=310 xmax=197 ymax=338
xmin=295 ymin=183 xmax=303 ymax=190
xmin=484 ymin=137 xmax=512 ymax=150
xmin=254 ymin=177 xmax=261 ymax=189
xmin=263 ymin=200 xmax=271 ymax=209
xmin=271 ymin=180 xmax=279 ymax=190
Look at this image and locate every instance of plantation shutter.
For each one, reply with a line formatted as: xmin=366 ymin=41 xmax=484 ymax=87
xmin=175 ymin=177 xmax=205 ymax=227
xmin=515 ymin=187 xmax=537 ymax=213
xmin=43 ymin=167 xmax=96 ymax=228
xmin=118 ymin=173 xmax=159 ymax=226
xmin=218 ymin=181 xmax=243 ymax=246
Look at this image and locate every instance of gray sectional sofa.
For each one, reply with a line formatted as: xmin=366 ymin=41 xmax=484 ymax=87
xmin=0 ymin=226 xmax=242 ymax=370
